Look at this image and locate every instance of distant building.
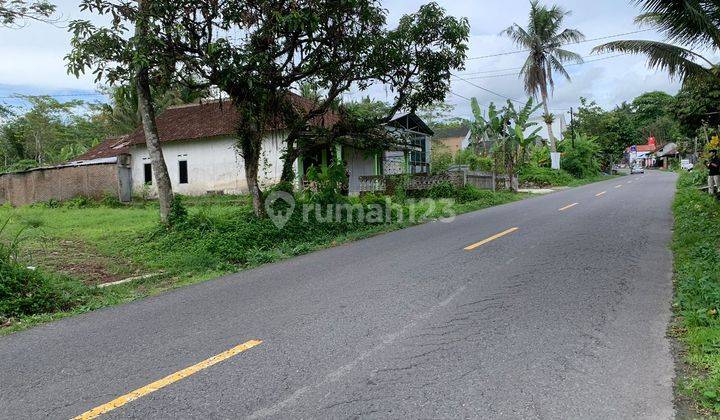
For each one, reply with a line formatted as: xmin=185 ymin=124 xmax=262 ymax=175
xmin=431 ymin=125 xmax=471 ymax=156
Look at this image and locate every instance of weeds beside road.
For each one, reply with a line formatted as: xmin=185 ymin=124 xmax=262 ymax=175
xmin=0 ymin=186 xmax=526 ymax=334
xmin=672 ymin=170 xmax=720 ymax=414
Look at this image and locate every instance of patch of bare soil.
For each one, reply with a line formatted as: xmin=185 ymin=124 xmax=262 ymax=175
xmin=24 ymin=239 xmax=143 ymax=286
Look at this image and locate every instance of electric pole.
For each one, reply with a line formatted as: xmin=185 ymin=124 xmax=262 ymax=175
xmin=570 ymin=107 xmax=575 ymax=148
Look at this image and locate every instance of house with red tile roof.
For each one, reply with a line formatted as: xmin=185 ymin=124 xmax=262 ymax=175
xmin=74 ymin=96 xmax=432 ymax=196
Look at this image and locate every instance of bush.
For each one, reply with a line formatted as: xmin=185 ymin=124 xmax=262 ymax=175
xmin=527 ymin=145 xmax=551 ymax=168
xmin=100 ymin=194 xmax=123 ymax=208
xmin=519 ymin=165 xmax=574 ymax=187
xmin=64 ymin=196 xmax=95 ymax=208
xmin=167 ymin=195 xmax=188 ymax=226
xmin=0 ymin=264 xmax=89 ymax=319
xmin=431 ymin=151 xmax=453 ymax=174
xmin=0 ymin=220 xmax=90 ymax=319
xmin=427 ymin=181 xmax=456 ymax=199
xmin=679 ymin=167 xmax=708 ymax=188
xmin=304 ymin=163 xmax=348 ymax=205
xmin=558 ymin=135 xmax=601 ymax=179
xmin=453 ymin=185 xmax=493 ymax=204
xmin=455 ymin=149 xmax=493 ymax=172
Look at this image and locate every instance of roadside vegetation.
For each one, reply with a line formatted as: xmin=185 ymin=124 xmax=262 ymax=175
xmin=0 ymin=184 xmax=525 ymax=334
xmin=672 ymin=170 xmax=720 ymax=414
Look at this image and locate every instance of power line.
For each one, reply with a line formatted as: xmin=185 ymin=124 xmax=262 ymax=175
xmin=466 ymin=28 xmax=653 ymax=61
xmin=448 ymin=90 xmax=472 ymax=101
xmin=0 ymin=92 xmax=105 ymax=100
xmin=455 ymin=53 xmax=629 ymax=81
xmin=456 ymin=51 xmax=621 ymax=76
xmin=451 ymin=72 xmax=523 ymax=104
xmin=451 ymin=72 xmax=568 ymax=112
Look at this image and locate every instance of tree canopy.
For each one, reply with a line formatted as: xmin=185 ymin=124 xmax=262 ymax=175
xmin=1 ymin=0 xmax=56 ymax=27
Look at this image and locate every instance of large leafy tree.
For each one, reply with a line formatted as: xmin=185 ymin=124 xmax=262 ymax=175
xmin=0 ymin=96 xmax=105 ymax=170
xmin=593 ymin=0 xmax=719 ymax=81
xmin=503 ymin=0 xmax=584 ymax=153
xmin=144 ymin=0 xmax=469 ymax=216
xmin=675 ymin=75 xmax=720 ymax=137
xmin=0 ymin=0 xmax=55 ymax=27
xmin=67 ymin=0 xmax=179 ymax=223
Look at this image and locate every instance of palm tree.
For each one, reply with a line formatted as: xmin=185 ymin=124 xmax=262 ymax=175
xmin=503 ymin=1 xmax=585 ymax=152
xmin=593 ymin=1 xmax=719 ymax=82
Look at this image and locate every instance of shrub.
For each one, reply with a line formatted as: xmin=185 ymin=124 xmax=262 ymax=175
xmin=100 ymin=194 xmax=123 ymax=208
xmin=455 ymin=149 xmax=493 ymax=172
xmin=64 ymin=196 xmax=94 ymax=208
xmin=431 ymin=151 xmax=453 ymax=174
xmin=0 ymin=219 xmax=90 ymax=319
xmin=519 ymin=165 xmax=574 ymax=187
xmin=558 ymin=135 xmax=601 ymax=179
xmin=167 ymin=195 xmax=188 ymax=226
xmin=679 ymin=167 xmax=708 ymax=188
xmin=453 ymin=185 xmax=493 ymax=204
xmin=304 ymin=163 xmax=348 ymax=205
xmin=427 ymin=181 xmax=456 ymax=199
xmin=528 ymin=144 xmax=551 ymax=168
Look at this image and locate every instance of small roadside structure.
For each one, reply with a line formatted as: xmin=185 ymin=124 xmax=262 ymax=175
xmin=626 ymin=137 xmax=658 ymax=167
xmin=655 ymin=142 xmax=679 ymax=169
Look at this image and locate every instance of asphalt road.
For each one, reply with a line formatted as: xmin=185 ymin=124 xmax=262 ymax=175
xmin=0 ymin=171 xmax=677 ymax=419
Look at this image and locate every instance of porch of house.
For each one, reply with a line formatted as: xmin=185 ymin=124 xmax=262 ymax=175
xmin=296 ymin=143 xmax=425 ymax=195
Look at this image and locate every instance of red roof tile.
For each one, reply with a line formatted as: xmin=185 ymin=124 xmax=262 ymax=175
xmin=627 ymin=144 xmax=657 ymax=153
xmin=73 ymin=135 xmax=131 ymax=161
xmin=73 ymin=93 xmax=340 ymax=161
xmin=126 ymin=93 xmax=340 ymax=146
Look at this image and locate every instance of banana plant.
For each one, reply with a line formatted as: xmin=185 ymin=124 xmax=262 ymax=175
xmin=507 ymin=98 xmax=543 ymax=165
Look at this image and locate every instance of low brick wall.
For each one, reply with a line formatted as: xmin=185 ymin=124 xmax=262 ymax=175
xmin=0 ymin=162 xmax=121 ymax=207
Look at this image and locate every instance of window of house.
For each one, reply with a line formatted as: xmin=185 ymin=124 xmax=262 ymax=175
xmin=178 ymin=160 xmax=188 ymax=184
xmin=143 ymin=163 xmax=152 ymax=184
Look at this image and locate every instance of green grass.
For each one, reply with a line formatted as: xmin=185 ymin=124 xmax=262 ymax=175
xmin=0 ymin=189 xmax=529 ymax=334
xmin=672 ymin=170 xmax=720 ymax=414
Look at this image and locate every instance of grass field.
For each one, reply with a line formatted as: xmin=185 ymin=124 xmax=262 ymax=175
xmin=1 ymin=189 xmax=528 ymax=334
xmin=672 ymin=170 xmax=720 ymax=414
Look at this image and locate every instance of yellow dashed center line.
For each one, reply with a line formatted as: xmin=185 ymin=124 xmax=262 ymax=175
xmin=464 ymin=227 xmax=519 ymax=251
xmin=559 ymin=203 xmax=579 ymax=211
xmin=73 ymin=340 xmax=263 ymax=420
xmin=615 ymin=185 xmax=623 ymax=189
xmin=595 ymin=191 xmax=607 ymax=197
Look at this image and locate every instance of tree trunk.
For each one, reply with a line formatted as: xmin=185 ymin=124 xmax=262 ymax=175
xmin=246 ymin=157 xmax=264 ymax=217
xmin=135 ymin=0 xmax=174 ymax=224
xmin=280 ymin=143 xmax=299 ymax=184
xmin=540 ymin=85 xmax=557 ymax=153
xmin=239 ymin=128 xmax=265 ymax=217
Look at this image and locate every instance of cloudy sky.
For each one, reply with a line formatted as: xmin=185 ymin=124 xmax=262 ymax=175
xmin=0 ymin=0 xmax=715 ymax=119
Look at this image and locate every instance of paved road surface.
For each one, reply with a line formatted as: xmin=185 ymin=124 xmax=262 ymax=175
xmin=0 ymin=171 xmax=677 ymax=419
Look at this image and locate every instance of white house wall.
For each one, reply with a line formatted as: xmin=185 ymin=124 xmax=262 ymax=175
xmin=130 ymin=131 xmax=293 ymax=196
xmin=344 ymin=146 xmax=376 ymax=194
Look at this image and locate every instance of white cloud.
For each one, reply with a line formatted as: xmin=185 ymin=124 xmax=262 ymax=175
xmin=0 ymin=0 xmax=686 ymax=115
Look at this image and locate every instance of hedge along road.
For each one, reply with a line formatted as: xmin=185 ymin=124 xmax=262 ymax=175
xmin=0 ymin=171 xmax=676 ymax=418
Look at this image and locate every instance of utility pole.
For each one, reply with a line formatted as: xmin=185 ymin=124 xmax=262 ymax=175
xmin=570 ymin=107 xmax=576 ymax=148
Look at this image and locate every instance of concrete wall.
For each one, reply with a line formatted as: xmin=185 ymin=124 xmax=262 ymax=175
xmin=130 ymin=132 xmax=295 ymax=196
xmin=0 ymin=162 xmax=121 ymax=206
